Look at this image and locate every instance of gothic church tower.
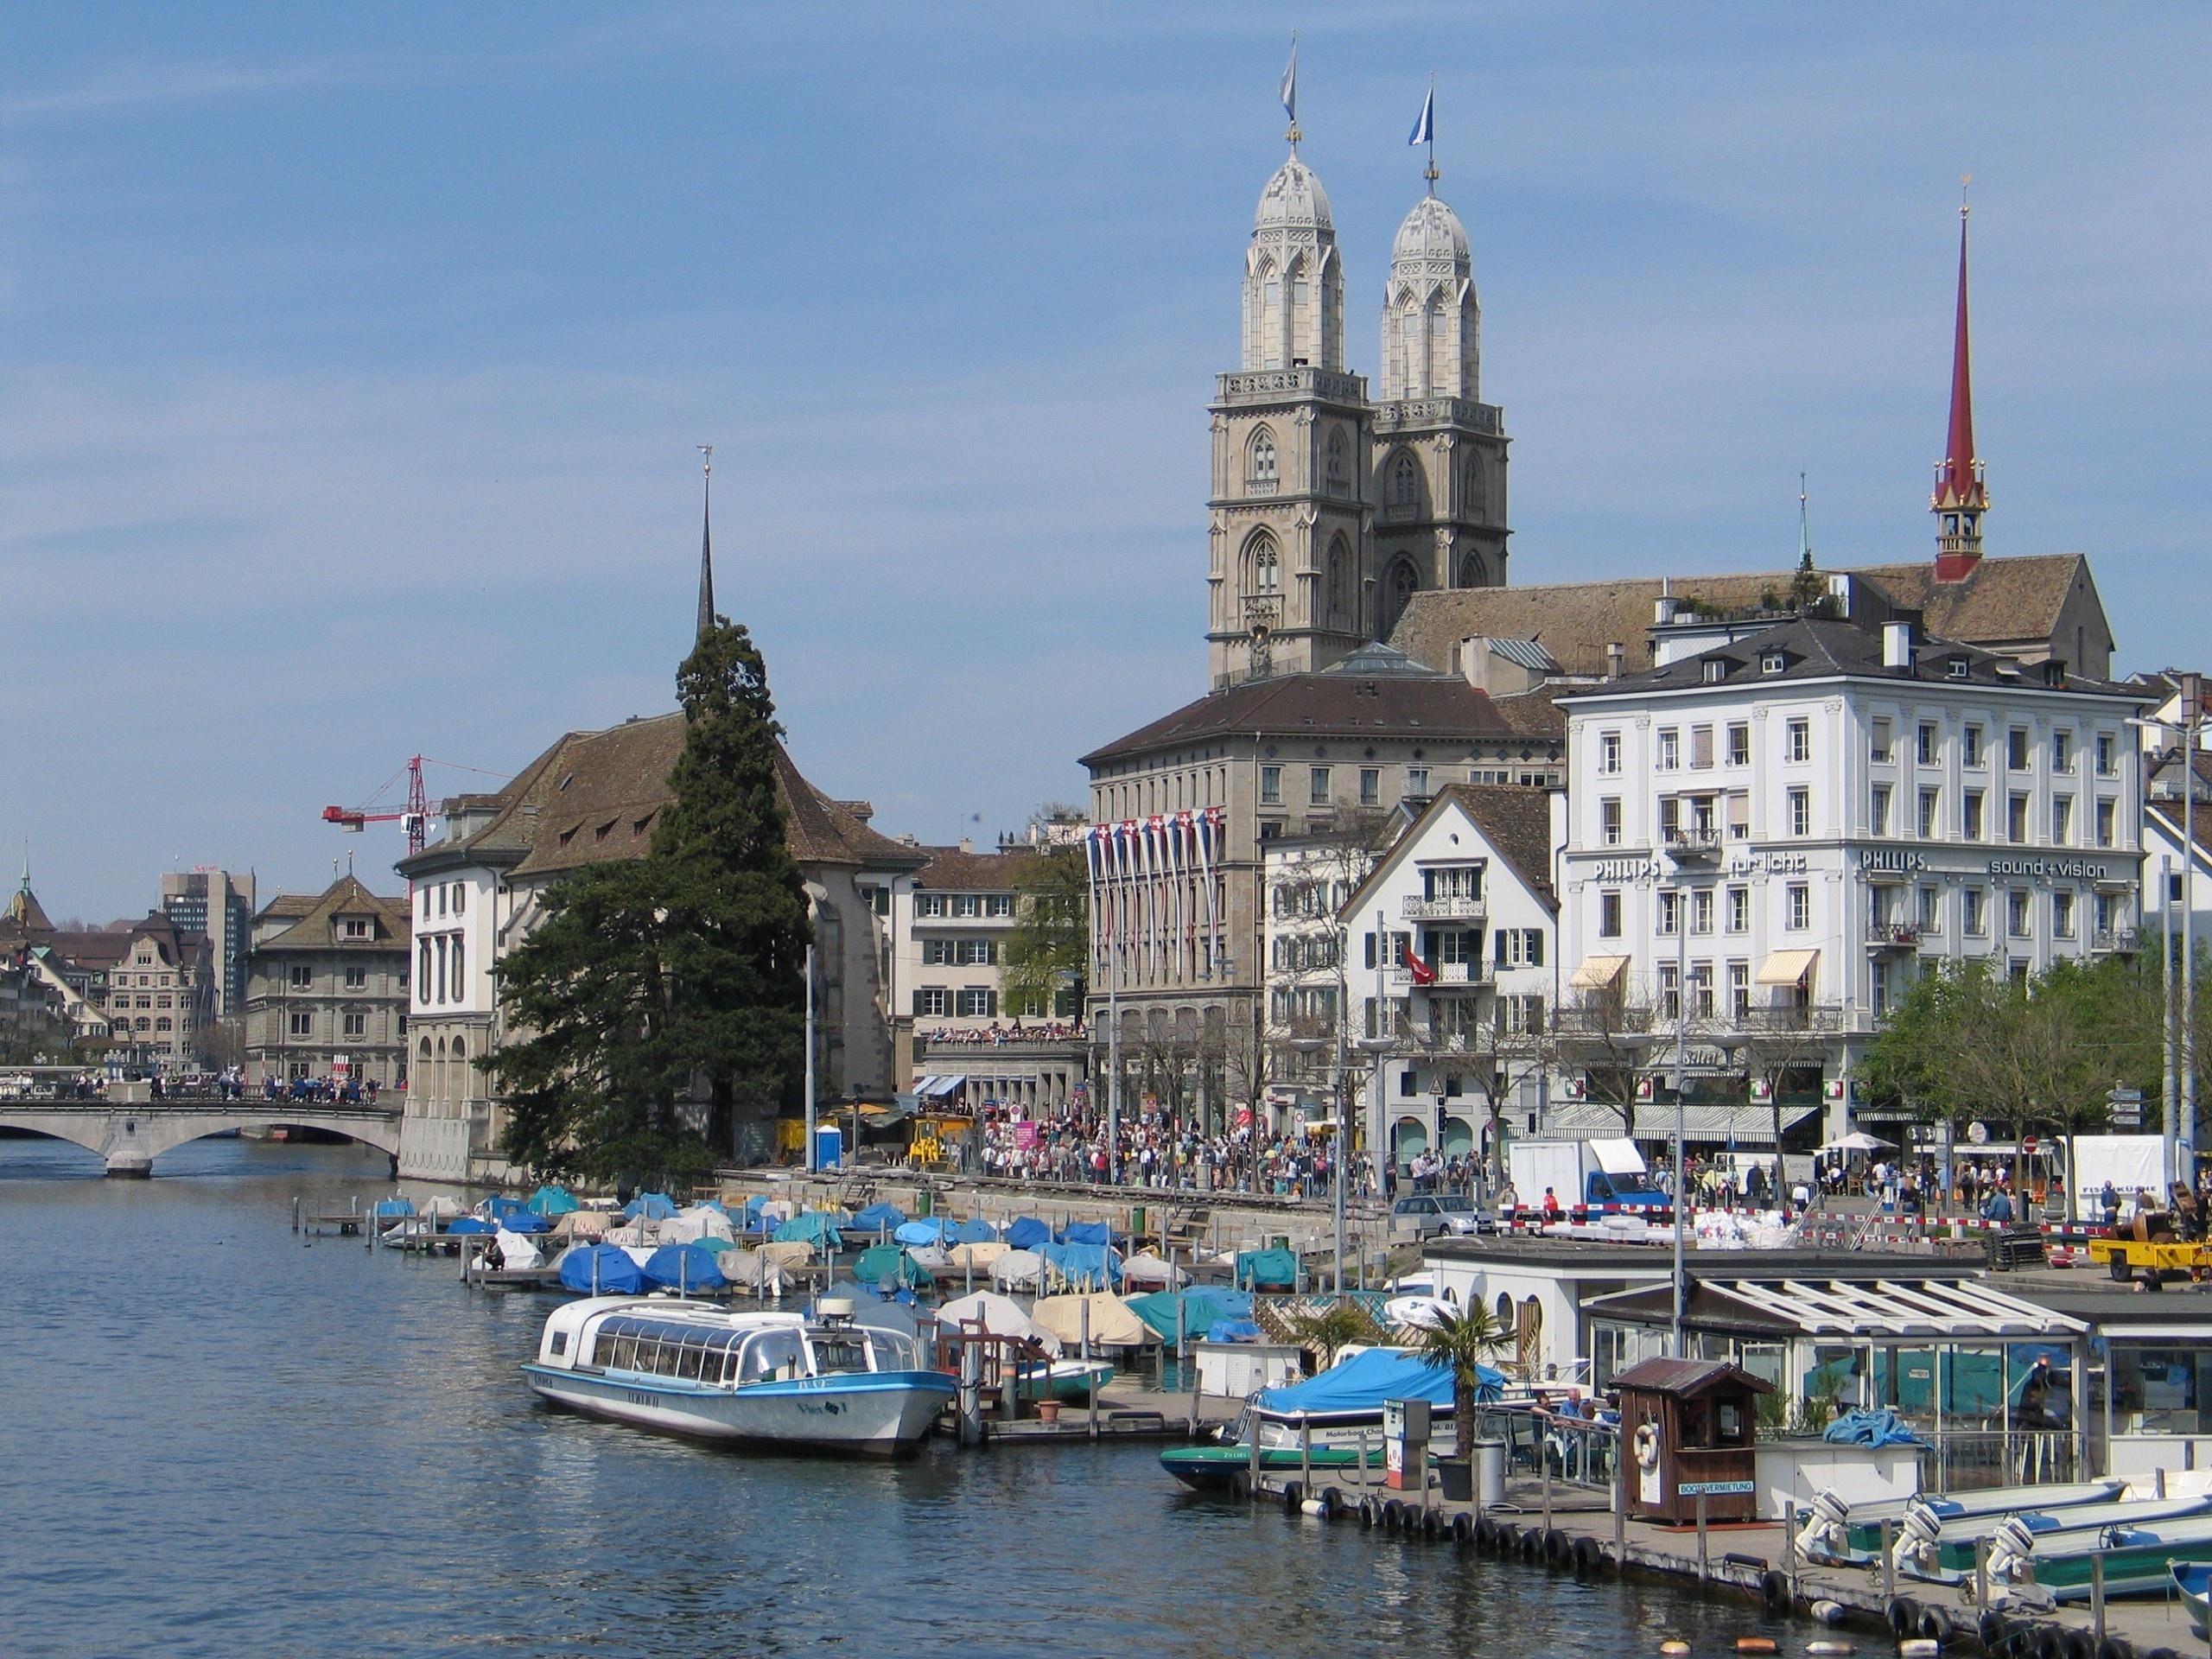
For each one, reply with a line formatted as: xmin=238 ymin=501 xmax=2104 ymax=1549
xmin=1370 ymin=184 xmax=1510 ymax=635
xmin=1206 ymin=150 xmax=1376 ymax=689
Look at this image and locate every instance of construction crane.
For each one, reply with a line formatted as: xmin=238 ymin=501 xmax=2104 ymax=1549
xmin=323 ymin=756 xmax=432 ymax=859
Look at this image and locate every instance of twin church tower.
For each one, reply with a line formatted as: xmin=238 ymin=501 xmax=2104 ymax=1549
xmin=1206 ymin=132 xmax=1510 ymax=689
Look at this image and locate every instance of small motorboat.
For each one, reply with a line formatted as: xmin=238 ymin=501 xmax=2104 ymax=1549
xmin=2175 ymin=1561 xmax=2211 ymax=1640
xmin=1015 ymin=1357 xmax=1116 ymax=1403
xmin=1987 ymin=1510 xmax=2212 ymax=1605
xmin=1896 ymin=1492 xmax=2212 ymax=1583
xmin=522 ymin=1295 xmax=954 ymax=1456
xmin=1796 ymin=1478 xmax=2123 ymax=1567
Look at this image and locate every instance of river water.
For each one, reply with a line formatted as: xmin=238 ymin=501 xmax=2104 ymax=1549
xmin=0 ymin=1136 xmax=1774 ymax=1658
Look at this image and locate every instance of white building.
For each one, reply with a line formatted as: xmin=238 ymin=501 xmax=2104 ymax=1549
xmin=1320 ymin=784 xmax=1561 ymax=1178
xmin=1555 ymin=613 xmax=2147 ymax=1144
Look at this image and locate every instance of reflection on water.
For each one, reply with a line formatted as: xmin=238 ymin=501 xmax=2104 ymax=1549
xmin=0 ymin=1135 xmax=1769 ymax=1657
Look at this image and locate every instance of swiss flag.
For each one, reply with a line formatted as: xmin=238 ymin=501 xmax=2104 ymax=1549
xmin=1405 ymin=945 xmax=1437 ymax=987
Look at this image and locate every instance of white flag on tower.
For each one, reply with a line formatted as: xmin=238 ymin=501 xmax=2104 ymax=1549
xmin=1280 ymin=39 xmax=1297 ymax=124
xmin=1408 ymin=86 xmax=1433 ymax=147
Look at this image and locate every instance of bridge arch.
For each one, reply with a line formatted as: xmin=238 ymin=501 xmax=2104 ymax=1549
xmin=0 ymin=1107 xmax=402 ymax=1177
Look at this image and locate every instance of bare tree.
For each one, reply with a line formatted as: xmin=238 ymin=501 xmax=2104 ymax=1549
xmin=1551 ymin=976 xmax=1656 ymax=1139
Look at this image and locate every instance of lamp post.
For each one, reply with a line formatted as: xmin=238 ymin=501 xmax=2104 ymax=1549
xmin=1285 ymin=1033 xmax=1343 ymax=1297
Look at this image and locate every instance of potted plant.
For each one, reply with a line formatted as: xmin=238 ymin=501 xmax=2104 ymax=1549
xmin=1412 ymin=1303 xmax=1511 ymax=1503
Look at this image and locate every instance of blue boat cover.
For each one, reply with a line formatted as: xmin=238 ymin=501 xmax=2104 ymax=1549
xmin=772 ymin=1211 xmax=842 ymax=1249
xmin=949 ymin=1217 xmax=997 ymax=1244
xmin=1124 ymin=1287 xmax=1254 ymax=1342
xmin=1060 ymin=1221 xmax=1112 ymax=1246
xmin=852 ymin=1203 xmax=906 ymax=1231
xmin=482 ymin=1195 xmax=530 ymax=1220
xmin=499 ymin=1212 xmax=551 ymax=1235
xmin=622 ymin=1192 xmax=678 ymax=1221
xmin=1235 ymin=1247 xmax=1299 ymax=1289
xmin=642 ymin=1243 xmax=728 ymax=1292
xmin=525 ymin=1185 xmax=578 ymax=1217
xmin=559 ymin=1243 xmax=645 ymax=1295
xmin=446 ymin=1217 xmax=496 ymax=1235
xmin=1822 ymin=1408 xmax=1928 ymax=1447
xmin=1004 ymin=1217 xmax=1052 ymax=1250
xmin=372 ymin=1198 xmax=416 ymax=1217
xmin=893 ymin=1218 xmax=950 ymax=1246
xmin=1208 ymin=1319 xmax=1264 ymax=1344
xmin=1042 ymin=1241 xmax=1121 ymax=1287
xmin=1257 ymin=1348 xmax=1504 ymax=1414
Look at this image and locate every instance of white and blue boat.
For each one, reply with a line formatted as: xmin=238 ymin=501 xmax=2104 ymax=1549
xmin=523 ymin=1296 xmax=955 ymax=1456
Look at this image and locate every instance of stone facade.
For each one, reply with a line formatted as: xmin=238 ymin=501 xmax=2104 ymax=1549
xmin=243 ymin=876 xmax=410 ymax=1090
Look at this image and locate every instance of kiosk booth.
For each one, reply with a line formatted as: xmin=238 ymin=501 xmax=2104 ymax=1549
xmin=1615 ymin=1357 xmax=1770 ymax=1525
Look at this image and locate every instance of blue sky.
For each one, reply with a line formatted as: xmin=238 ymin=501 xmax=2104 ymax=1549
xmin=3 ymin=4 xmax=2208 ymax=920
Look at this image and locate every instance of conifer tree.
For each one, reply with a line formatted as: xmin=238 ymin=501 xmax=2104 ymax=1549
xmin=488 ymin=619 xmax=810 ymax=1187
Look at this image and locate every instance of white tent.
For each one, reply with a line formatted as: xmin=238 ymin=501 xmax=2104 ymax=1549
xmin=938 ymin=1290 xmax=1060 ymax=1356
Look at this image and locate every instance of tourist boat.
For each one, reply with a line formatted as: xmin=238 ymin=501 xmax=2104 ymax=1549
xmin=1795 ymin=1478 xmax=2122 ymax=1567
xmin=522 ymin=1296 xmax=955 ymax=1456
xmin=1895 ymin=1492 xmax=2212 ymax=1582
xmin=1986 ymin=1510 xmax=2212 ymax=1605
xmin=1161 ymin=1347 xmax=1503 ymax=1491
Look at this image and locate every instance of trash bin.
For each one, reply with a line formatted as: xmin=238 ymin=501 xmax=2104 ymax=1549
xmin=915 ymin=1189 xmax=933 ymax=1218
xmin=1474 ymin=1439 xmax=1508 ymax=1509
xmin=1130 ymin=1204 xmax=1146 ymax=1237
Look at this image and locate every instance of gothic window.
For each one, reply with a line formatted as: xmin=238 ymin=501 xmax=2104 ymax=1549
xmin=1391 ymin=452 xmax=1420 ymax=510
xmin=1399 ymin=305 xmax=1422 ymax=397
xmin=1327 ymin=535 xmax=1351 ymax=617
xmin=1462 ymin=454 xmax=1487 ymax=522
xmin=1458 ymin=552 xmax=1488 ymax=589
xmin=1386 ymin=559 xmax=1420 ymax=632
xmin=1325 ymin=428 xmax=1348 ymax=497
xmin=1259 ymin=262 xmax=1283 ymax=370
xmin=1244 ymin=534 xmax=1281 ymax=598
xmin=1248 ymin=428 xmax=1278 ymax=489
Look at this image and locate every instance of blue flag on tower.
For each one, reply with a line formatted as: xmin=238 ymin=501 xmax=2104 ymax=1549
xmin=1280 ymin=39 xmax=1298 ymax=124
xmin=1408 ymin=86 xmax=1433 ymax=147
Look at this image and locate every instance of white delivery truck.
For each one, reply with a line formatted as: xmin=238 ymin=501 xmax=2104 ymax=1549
xmin=1507 ymin=1137 xmax=1671 ymax=1218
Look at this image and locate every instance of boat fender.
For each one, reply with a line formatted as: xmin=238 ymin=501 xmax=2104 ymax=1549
xmin=1516 ymin=1527 xmax=1542 ymax=1564
xmin=1382 ymin=1499 xmax=1406 ymax=1532
xmin=1451 ymin=1512 xmax=1474 ymax=1546
xmin=1661 ymin=1642 xmax=1691 ymax=1656
xmin=1357 ymin=1497 xmax=1378 ymax=1529
xmin=1423 ymin=1506 xmax=1446 ymax=1539
xmin=2139 ymin=1648 xmax=2181 ymax=1659
xmin=1282 ymin=1481 xmax=1302 ymax=1515
xmin=1919 ymin=1605 xmax=1955 ymax=1645
xmin=2094 ymin=1639 xmax=2134 ymax=1659
xmin=1899 ymin=1641 xmax=1940 ymax=1659
xmin=1805 ymin=1643 xmax=1855 ymax=1656
xmin=1300 ymin=1498 xmax=1326 ymax=1518
xmin=1979 ymin=1612 xmax=2012 ymax=1652
xmin=1889 ymin=1597 xmax=1923 ymax=1638
xmin=2031 ymin=1625 xmax=2068 ymax=1659
xmin=1808 ymin=1600 xmax=1847 ymax=1627
xmin=1543 ymin=1529 xmax=1573 ymax=1567
xmin=1317 ymin=1486 xmax=1342 ymax=1520
xmin=2059 ymin=1630 xmax=2095 ymax=1659
xmin=1574 ymin=1535 xmax=1605 ymax=1574
xmin=1496 ymin=1522 xmax=1521 ymax=1555
xmin=1736 ymin=1637 xmax=1779 ymax=1654
xmin=1474 ymin=1516 xmax=1498 ymax=1550
xmin=1758 ymin=1568 xmax=1789 ymax=1611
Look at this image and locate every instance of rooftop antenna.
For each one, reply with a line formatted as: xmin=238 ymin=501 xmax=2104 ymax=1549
xmin=1281 ymin=33 xmax=1300 ymax=151
xmin=1799 ymin=470 xmax=1813 ymax=565
xmin=1410 ymin=73 xmax=1437 ymax=193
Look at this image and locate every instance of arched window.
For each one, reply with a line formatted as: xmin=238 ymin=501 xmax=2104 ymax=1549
xmin=1326 ymin=534 xmax=1351 ymax=616
xmin=1399 ymin=305 xmax=1423 ymax=396
xmin=1387 ymin=560 xmax=1420 ymax=632
xmin=1459 ymin=552 xmax=1488 ymax=589
xmin=1392 ymin=452 xmax=1421 ymax=509
xmin=155 ymin=1016 xmax=171 ymax=1032
xmin=134 ymin=1016 xmax=150 ymax=1032
xmin=1245 ymin=534 xmax=1281 ymax=598
xmin=1462 ymin=454 xmax=1487 ymax=522
xmin=1325 ymin=428 xmax=1348 ymax=496
xmin=1247 ymin=428 xmax=1277 ymax=488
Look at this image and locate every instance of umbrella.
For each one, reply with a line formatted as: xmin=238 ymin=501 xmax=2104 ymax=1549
xmin=1822 ymin=1132 xmax=1896 ymax=1153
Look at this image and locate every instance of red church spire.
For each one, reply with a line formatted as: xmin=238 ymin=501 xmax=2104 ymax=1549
xmin=1933 ymin=182 xmax=1987 ymax=582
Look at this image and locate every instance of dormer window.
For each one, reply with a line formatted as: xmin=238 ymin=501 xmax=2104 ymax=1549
xmin=341 ymin=918 xmax=371 ymax=940
xmin=1761 ymin=652 xmax=1787 ymax=675
xmin=1948 ymin=658 xmax=1970 ymax=680
xmin=1704 ymin=660 xmax=1728 ymax=683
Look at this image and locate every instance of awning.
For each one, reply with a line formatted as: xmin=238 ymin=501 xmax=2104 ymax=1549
xmin=916 ymin=1075 xmax=964 ymax=1099
xmin=1712 ymin=1278 xmax=2086 ymax=1340
xmin=1754 ymin=948 xmax=1821 ymax=987
xmin=1570 ymin=954 xmax=1631 ymax=990
xmin=1543 ymin=1102 xmax=1821 ymax=1146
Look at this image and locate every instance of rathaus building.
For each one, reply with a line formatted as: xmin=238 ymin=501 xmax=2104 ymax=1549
xmin=1207 ymin=140 xmax=1511 ymax=689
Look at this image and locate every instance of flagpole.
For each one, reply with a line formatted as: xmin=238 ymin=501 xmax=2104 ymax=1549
xmin=1426 ymin=73 xmax=1437 ymax=193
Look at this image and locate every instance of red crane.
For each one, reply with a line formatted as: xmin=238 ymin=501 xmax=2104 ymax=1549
xmin=323 ymin=756 xmax=431 ymax=859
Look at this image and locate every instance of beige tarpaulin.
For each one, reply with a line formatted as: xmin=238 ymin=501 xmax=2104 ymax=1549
xmin=551 ymin=1209 xmax=612 ymax=1240
xmin=1569 ymin=954 xmax=1630 ymax=990
xmin=938 ymin=1290 xmax=1059 ymax=1356
xmin=948 ymin=1241 xmax=1009 ymax=1270
xmin=758 ymin=1240 xmax=815 ymax=1269
xmin=1754 ymin=948 xmax=1821 ymax=987
xmin=1029 ymin=1292 xmax=1152 ymax=1349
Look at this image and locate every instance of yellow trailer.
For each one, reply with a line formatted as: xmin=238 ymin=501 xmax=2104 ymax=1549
xmin=2087 ymin=1235 xmax=2212 ymax=1287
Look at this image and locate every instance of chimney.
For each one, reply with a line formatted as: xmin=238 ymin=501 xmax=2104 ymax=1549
xmin=1883 ymin=620 xmax=1914 ymax=671
xmin=1460 ymin=636 xmax=1488 ymax=693
xmin=1654 ymin=594 xmax=1678 ymax=627
xmin=1606 ymin=642 xmax=1626 ymax=680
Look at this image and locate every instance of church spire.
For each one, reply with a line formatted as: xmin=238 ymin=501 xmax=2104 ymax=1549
xmin=1933 ymin=181 xmax=1987 ymax=582
xmin=695 ymin=444 xmax=715 ymax=639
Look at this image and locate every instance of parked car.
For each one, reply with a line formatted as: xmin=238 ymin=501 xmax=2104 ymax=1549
xmin=1389 ymin=1194 xmax=1491 ymax=1241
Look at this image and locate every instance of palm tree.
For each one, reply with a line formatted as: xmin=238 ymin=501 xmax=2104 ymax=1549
xmin=1412 ymin=1303 xmax=1512 ymax=1465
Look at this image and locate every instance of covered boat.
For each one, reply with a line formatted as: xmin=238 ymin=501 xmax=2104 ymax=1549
xmin=1030 ymin=1292 xmax=1152 ymax=1350
xmin=523 ymin=1297 xmax=953 ymax=1454
xmin=526 ymin=1185 xmax=578 ymax=1217
xmin=642 ymin=1243 xmax=728 ymax=1293
xmin=557 ymin=1243 xmax=646 ymax=1295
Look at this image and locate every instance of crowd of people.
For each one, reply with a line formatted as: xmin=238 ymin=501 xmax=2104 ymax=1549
xmin=969 ymin=1110 xmax=1392 ymax=1196
xmin=917 ymin=1020 xmax=1086 ymax=1047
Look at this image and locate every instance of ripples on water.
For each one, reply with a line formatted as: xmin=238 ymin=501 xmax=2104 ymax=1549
xmin=0 ymin=1136 xmax=1772 ymax=1657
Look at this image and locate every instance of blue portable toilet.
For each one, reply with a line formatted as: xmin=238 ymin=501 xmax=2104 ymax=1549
xmin=813 ymin=1127 xmax=843 ymax=1171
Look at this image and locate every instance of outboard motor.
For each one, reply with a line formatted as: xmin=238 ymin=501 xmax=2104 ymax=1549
xmin=1893 ymin=1500 xmax=1948 ymax=1578
xmin=1984 ymin=1516 xmax=2038 ymax=1588
xmin=1797 ymin=1491 xmax=1853 ymax=1563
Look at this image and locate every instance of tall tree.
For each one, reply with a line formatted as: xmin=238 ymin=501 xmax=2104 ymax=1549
xmin=488 ymin=620 xmax=811 ymax=1188
xmin=1000 ymin=826 xmax=1089 ymax=1021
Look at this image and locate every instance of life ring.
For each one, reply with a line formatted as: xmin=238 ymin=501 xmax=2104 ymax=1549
xmin=1633 ymin=1421 xmax=1662 ymax=1469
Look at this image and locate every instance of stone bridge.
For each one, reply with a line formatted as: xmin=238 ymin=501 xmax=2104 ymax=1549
xmin=0 ymin=1103 xmax=403 ymax=1177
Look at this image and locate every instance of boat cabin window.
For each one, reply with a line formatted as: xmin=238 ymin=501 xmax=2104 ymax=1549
xmin=809 ymin=1334 xmax=875 ymax=1376
xmin=550 ymin=1331 xmax=569 ymax=1357
xmin=864 ymin=1331 xmax=915 ymax=1372
xmin=737 ymin=1329 xmax=805 ymax=1385
xmin=591 ymin=1315 xmax=744 ymax=1382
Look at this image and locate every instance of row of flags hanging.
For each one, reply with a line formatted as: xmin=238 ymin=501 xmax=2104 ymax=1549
xmin=1279 ymin=36 xmax=1435 ymax=149
xmin=1085 ymin=809 xmax=1228 ymax=987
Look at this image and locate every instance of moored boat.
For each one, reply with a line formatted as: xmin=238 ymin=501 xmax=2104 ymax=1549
xmin=2175 ymin=1562 xmax=2211 ymax=1639
xmin=1895 ymin=1492 xmax=2212 ymax=1582
xmin=1987 ymin=1510 xmax=2212 ymax=1605
xmin=522 ymin=1295 xmax=954 ymax=1456
xmin=1796 ymin=1478 xmax=2122 ymax=1567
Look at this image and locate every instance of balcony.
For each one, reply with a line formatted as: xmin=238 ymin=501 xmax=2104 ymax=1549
xmin=1402 ymin=894 xmax=1484 ymax=921
xmin=1662 ymin=827 xmax=1723 ymax=863
xmin=1866 ymin=921 xmax=1924 ymax=951
xmin=1386 ymin=960 xmax=1491 ymax=989
xmin=2092 ymin=927 xmax=2141 ymax=955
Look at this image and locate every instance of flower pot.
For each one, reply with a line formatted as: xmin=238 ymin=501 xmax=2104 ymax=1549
xmin=1037 ymin=1401 xmax=1062 ymax=1424
xmin=1437 ymin=1456 xmax=1474 ymax=1503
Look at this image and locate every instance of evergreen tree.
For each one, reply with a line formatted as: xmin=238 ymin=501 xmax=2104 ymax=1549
xmin=488 ymin=619 xmax=810 ymax=1187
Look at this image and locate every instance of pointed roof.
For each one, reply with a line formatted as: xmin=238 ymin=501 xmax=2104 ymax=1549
xmin=1934 ymin=211 xmax=1986 ymax=514
xmin=5 ymin=880 xmax=53 ymax=938
xmin=251 ymin=875 xmax=410 ymax=952
xmin=696 ymin=465 xmax=716 ymax=642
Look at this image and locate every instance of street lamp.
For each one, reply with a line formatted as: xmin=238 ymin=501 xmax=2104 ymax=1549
xmin=1355 ymin=1034 xmax=1394 ymax=1208
xmin=1284 ymin=1033 xmax=1344 ymax=1297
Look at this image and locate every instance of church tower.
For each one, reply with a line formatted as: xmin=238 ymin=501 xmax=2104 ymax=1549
xmin=1370 ymin=176 xmax=1510 ymax=637
xmin=1931 ymin=197 xmax=1987 ymax=582
xmin=1206 ymin=143 xmax=1375 ymax=688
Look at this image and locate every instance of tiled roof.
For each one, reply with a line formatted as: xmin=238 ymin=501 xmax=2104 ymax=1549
xmin=914 ymin=846 xmax=1044 ymax=893
xmin=405 ymin=711 xmax=925 ymax=883
xmin=1490 ymin=685 xmax=1573 ymax=739
xmin=1082 ymin=657 xmax=1516 ymax=767
xmin=1391 ymin=553 xmax=2101 ymax=679
xmin=251 ymin=876 xmax=410 ymax=951
xmin=1440 ymin=783 xmax=1558 ymax=911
